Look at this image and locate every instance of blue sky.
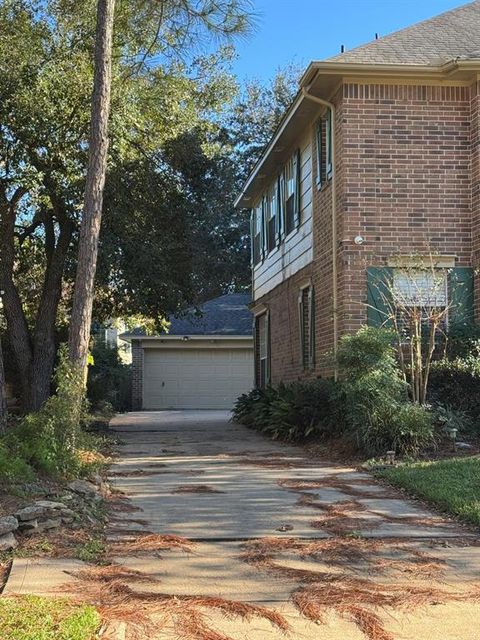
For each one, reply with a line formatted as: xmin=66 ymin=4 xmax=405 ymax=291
xmin=232 ymin=0 xmax=465 ymax=81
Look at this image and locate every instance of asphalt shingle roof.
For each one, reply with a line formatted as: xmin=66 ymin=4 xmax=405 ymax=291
xmin=167 ymin=293 xmax=252 ymax=336
xmin=327 ymin=1 xmax=480 ymax=66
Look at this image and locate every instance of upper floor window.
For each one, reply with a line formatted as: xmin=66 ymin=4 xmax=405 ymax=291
xmin=251 ymin=202 xmax=263 ymax=266
xmin=266 ymin=182 xmax=278 ymax=253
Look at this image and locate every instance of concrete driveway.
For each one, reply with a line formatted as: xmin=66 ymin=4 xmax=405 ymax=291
xmin=104 ymin=410 xmax=480 ymax=640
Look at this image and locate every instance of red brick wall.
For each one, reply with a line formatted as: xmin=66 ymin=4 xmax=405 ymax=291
xmin=339 ymin=83 xmax=472 ymax=334
xmin=471 ymin=81 xmax=480 ymax=321
xmin=255 ymin=81 xmax=476 ymax=384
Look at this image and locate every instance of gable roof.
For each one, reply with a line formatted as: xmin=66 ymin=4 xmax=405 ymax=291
xmin=167 ymin=293 xmax=252 ymax=336
xmin=122 ymin=293 xmax=252 ymax=340
xmin=327 ymin=1 xmax=480 ymax=66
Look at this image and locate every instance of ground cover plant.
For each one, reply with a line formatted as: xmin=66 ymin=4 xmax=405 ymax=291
xmin=375 ymin=456 xmax=480 ymax=527
xmin=0 ymin=595 xmax=100 ymax=640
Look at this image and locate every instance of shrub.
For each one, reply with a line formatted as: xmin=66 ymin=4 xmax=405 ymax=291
xmin=337 ymin=327 xmax=434 ymax=456
xmin=87 ymin=342 xmax=132 ymax=412
xmin=429 ymin=356 xmax=480 ymax=427
xmin=233 ymin=380 xmax=337 ymax=442
xmin=264 ymin=379 xmax=338 ymax=441
xmin=359 ymin=402 xmax=435 ymax=457
xmin=0 ymin=440 xmax=34 ymax=484
xmin=5 ymin=346 xmax=99 ymax=479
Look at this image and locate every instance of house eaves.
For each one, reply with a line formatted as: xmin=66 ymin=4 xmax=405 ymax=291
xmin=235 ymin=57 xmax=480 ymax=209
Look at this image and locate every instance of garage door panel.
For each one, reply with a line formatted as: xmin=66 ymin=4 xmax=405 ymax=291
xmin=143 ymin=347 xmax=253 ymax=410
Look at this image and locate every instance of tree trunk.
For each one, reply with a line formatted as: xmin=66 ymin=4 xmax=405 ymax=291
xmin=68 ymin=0 xmax=116 ymax=372
xmin=29 ymin=218 xmax=74 ymax=410
xmin=0 ymin=336 xmax=7 ymax=433
xmin=0 ymin=196 xmax=34 ymax=408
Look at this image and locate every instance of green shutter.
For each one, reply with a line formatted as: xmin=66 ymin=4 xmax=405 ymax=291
xmin=294 ymin=148 xmax=301 ymax=227
xmin=367 ymin=267 xmax=394 ymax=328
xmin=249 ymin=209 xmax=254 ymax=267
xmin=261 ymin=196 xmax=267 ymax=260
xmin=309 ymin=287 xmax=316 ymax=367
xmin=449 ymin=267 xmax=474 ymax=327
xmin=265 ymin=309 xmax=271 ymax=385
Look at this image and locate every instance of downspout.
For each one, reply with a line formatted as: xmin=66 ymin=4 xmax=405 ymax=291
xmin=301 ymin=86 xmax=338 ymax=379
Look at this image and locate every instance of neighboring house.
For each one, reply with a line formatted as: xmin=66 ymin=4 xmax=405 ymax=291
xmin=235 ymin=1 xmax=480 ymax=388
xmin=102 ymin=319 xmax=132 ymax=364
xmin=122 ymin=294 xmax=253 ymax=410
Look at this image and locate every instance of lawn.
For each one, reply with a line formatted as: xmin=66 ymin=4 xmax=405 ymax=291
xmin=0 ymin=595 xmax=100 ymax=640
xmin=375 ymin=455 xmax=480 ymax=527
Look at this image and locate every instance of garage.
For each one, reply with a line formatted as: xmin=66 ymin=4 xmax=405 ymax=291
xmin=143 ymin=341 xmax=253 ymax=410
xmin=123 ymin=293 xmax=254 ymax=410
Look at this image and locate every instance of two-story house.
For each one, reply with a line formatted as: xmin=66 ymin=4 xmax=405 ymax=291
xmin=235 ymin=1 xmax=480 ymax=388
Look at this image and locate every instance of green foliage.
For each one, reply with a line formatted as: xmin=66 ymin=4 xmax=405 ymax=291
xmin=429 ymin=335 xmax=480 ymax=428
xmin=336 ymin=328 xmax=434 ymax=456
xmin=359 ymin=402 xmax=435 ymax=457
xmin=0 ymin=595 xmax=100 ymax=640
xmin=232 ymin=380 xmax=337 ymax=442
xmin=87 ymin=340 xmax=131 ymax=412
xmin=433 ymin=404 xmax=472 ymax=435
xmin=3 ymin=346 xmax=101 ymax=480
xmin=0 ymin=440 xmax=34 ymax=484
xmin=74 ymin=538 xmax=106 ymax=563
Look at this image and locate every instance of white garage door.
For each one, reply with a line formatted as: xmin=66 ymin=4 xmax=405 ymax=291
xmin=143 ymin=348 xmax=254 ymax=410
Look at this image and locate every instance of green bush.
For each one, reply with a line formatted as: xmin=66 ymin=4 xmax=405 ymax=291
xmin=0 ymin=440 xmax=34 ymax=484
xmin=87 ymin=342 xmax=132 ymax=412
xmin=234 ymin=328 xmax=437 ymax=457
xmin=359 ymin=402 xmax=435 ymax=457
xmin=337 ymin=327 xmax=434 ymax=456
xmin=429 ymin=356 xmax=480 ymax=427
xmin=4 ymin=346 xmax=97 ymax=479
xmin=232 ymin=379 xmax=337 ymax=442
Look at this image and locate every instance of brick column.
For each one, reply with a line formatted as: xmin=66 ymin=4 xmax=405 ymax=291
xmin=131 ymin=340 xmax=143 ymax=410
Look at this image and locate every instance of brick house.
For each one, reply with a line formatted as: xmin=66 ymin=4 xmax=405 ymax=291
xmin=235 ymin=1 xmax=480 ymax=387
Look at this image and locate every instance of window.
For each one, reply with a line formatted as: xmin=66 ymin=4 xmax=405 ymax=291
xmin=255 ymin=312 xmax=269 ymax=388
xmin=266 ymin=182 xmax=277 ymax=253
xmin=299 ymin=286 xmax=315 ymax=369
xmin=392 ymin=269 xmax=448 ymax=336
xmin=284 ymin=149 xmax=300 ymax=235
xmin=315 ymin=119 xmax=323 ymax=189
xmin=326 ymin=108 xmax=333 ymax=179
xmin=251 ymin=202 xmax=263 ymax=266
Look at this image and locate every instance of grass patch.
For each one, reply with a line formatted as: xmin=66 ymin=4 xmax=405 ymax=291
xmin=0 ymin=595 xmax=100 ymax=640
xmin=375 ymin=456 xmax=480 ymax=526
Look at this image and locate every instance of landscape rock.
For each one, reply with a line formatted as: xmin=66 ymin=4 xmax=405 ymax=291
xmin=18 ymin=520 xmax=38 ymax=531
xmin=41 ymin=518 xmax=62 ymax=530
xmin=0 ymin=516 xmax=19 ymax=535
xmin=16 ymin=505 xmax=45 ymax=521
xmin=68 ymin=479 xmax=97 ymax=496
xmin=0 ymin=532 xmax=18 ymax=551
xmin=34 ymin=500 xmax=68 ymax=510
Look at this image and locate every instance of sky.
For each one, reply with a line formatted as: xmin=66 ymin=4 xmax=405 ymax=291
xmin=232 ymin=0 xmax=466 ymax=81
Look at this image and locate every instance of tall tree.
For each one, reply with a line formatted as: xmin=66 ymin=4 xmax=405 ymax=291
xmin=0 ymin=0 xmax=249 ymax=409
xmin=68 ymin=0 xmax=116 ymax=371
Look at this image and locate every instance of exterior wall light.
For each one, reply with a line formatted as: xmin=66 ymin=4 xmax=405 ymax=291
xmin=354 ymin=235 xmax=366 ymax=245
